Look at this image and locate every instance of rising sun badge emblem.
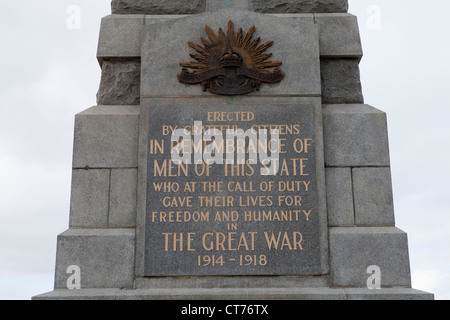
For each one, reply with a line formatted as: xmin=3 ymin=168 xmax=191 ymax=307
xmin=178 ymin=20 xmax=285 ymax=96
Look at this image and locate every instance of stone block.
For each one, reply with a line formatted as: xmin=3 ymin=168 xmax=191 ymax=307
xmin=97 ymin=15 xmax=145 ymax=63
xmin=145 ymin=15 xmax=188 ymax=25
xmin=353 ymin=167 xmax=395 ymax=226
xmin=323 ymin=104 xmax=390 ymax=167
xmin=326 ymin=167 xmax=354 ymax=226
xmin=321 ymin=58 xmax=364 ymax=104
xmin=69 ymin=169 xmax=110 ymax=228
xmin=72 ymin=105 xmax=140 ymax=169
xmin=141 ymin=9 xmax=321 ymax=97
xmin=110 ymin=0 xmax=349 ymax=15
xmin=33 ymin=289 xmax=123 ymax=300
xmin=253 ymin=0 xmax=348 ymax=13
xmin=54 ymin=229 xmax=135 ymax=289
xmin=97 ymin=15 xmax=188 ymax=62
xmin=34 ymin=287 xmax=349 ymax=300
xmin=345 ymin=288 xmax=434 ymax=300
xmin=97 ymin=59 xmax=141 ymax=106
xmin=206 ymin=0 xmax=251 ymax=11
xmin=135 ymin=276 xmax=329 ymax=289
xmin=329 ymin=227 xmax=412 ymax=287
xmin=315 ymin=13 xmax=363 ymax=58
xmin=109 ymin=169 xmax=138 ymax=227
xmin=111 ymin=0 xmax=206 ymax=15
xmin=33 ymin=287 xmax=434 ymax=300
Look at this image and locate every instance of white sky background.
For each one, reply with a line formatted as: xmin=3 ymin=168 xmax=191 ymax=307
xmin=0 ymin=0 xmax=448 ymax=300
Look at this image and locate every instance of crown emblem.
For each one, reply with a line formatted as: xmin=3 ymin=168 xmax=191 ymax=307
xmin=219 ymin=49 xmax=243 ymax=68
xmin=178 ymin=21 xmax=285 ymax=96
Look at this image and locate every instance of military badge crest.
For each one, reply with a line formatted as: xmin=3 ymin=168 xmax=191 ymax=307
xmin=178 ymin=21 xmax=285 ymax=96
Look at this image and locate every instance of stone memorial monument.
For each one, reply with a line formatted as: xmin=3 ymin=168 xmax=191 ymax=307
xmin=34 ymin=0 xmax=434 ymax=300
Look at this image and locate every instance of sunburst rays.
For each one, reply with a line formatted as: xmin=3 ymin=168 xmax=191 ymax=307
xmin=180 ymin=20 xmax=282 ymax=74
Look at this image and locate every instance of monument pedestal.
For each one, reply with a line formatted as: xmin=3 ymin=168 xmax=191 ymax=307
xmin=34 ymin=287 xmax=433 ymax=300
xmin=34 ymin=1 xmax=433 ymax=301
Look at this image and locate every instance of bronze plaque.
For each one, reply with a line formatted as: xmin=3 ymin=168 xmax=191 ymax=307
xmin=144 ymin=104 xmax=321 ymax=276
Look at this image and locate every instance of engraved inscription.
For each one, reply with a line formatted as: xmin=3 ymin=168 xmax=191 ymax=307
xmin=145 ymin=105 xmax=320 ymax=276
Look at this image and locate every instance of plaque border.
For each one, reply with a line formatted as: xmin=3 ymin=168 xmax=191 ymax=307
xmin=135 ymin=97 xmax=329 ymax=279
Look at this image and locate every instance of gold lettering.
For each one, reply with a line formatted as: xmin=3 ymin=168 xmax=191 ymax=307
xmin=264 ymin=232 xmax=303 ymax=250
xmin=194 ymin=162 xmax=211 ymax=177
xmin=161 ymin=196 xmax=193 ymax=208
xmin=228 ymin=232 xmax=237 ymax=251
xmin=201 ymin=181 xmax=223 ymax=192
xmin=162 ymin=233 xmax=171 ymax=251
xmin=173 ymin=233 xmax=183 ymax=251
xmin=201 ymin=232 xmax=257 ymax=251
xmin=278 ymin=195 xmax=302 ymax=207
xmin=207 ymin=111 xmax=255 ymax=122
xmin=294 ymin=232 xmax=303 ymax=250
xmin=187 ymin=232 xmax=196 ymax=252
xmin=237 ymin=232 xmax=249 ymax=250
xmin=162 ymin=125 xmax=177 ymax=136
xmin=280 ymin=159 xmax=289 ymax=176
xmin=198 ymin=196 xmax=234 ymax=207
xmin=279 ymin=159 xmax=309 ymax=176
xmin=184 ymin=182 xmax=196 ymax=192
xmin=303 ymin=210 xmax=311 ymax=221
xmin=202 ymin=233 xmax=214 ymax=251
xmin=214 ymin=211 xmax=239 ymax=222
xmin=280 ymin=232 xmax=293 ymax=250
xmin=239 ymin=195 xmax=273 ymax=207
xmin=216 ymin=232 xmax=226 ymax=251
xmin=153 ymin=160 xmax=188 ymax=177
xmin=227 ymin=181 xmax=255 ymax=192
xmin=149 ymin=139 xmax=164 ymax=154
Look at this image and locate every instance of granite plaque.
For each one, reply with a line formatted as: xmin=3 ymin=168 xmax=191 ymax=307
xmin=145 ymin=104 xmax=320 ymax=276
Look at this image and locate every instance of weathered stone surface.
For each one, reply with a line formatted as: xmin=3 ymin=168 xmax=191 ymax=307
xmin=326 ymin=168 xmax=354 ymax=226
xmin=35 ymin=287 xmax=348 ymax=300
xmin=323 ymin=104 xmax=390 ymax=167
xmin=141 ymin=10 xmax=321 ymax=97
xmin=321 ymin=58 xmax=364 ymax=104
xmin=353 ymin=167 xmax=395 ymax=226
xmin=135 ymin=276 xmax=329 ymax=289
xmin=72 ymin=105 xmax=140 ymax=169
xmin=111 ymin=0 xmax=206 ymax=15
xmin=207 ymin=0 xmax=251 ymax=11
xmin=33 ymin=287 xmax=433 ymax=300
xmin=97 ymin=15 xmax=144 ymax=62
xmin=344 ymin=288 xmax=434 ymax=300
xmin=97 ymin=59 xmax=140 ymax=106
xmin=97 ymin=15 xmax=189 ymax=62
xmin=109 ymin=168 xmax=138 ymax=227
xmin=315 ymin=13 xmax=363 ymax=58
xmin=329 ymin=227 xmax=412 ymax=287
xmin=54 ymin=229 xmax=135 ymax=289
xmin=253 ymin=0 xmax=348 ymax=13
xmin=111 ymin=0 xmax=348 ymax=14
xmin=96 ymin=13 xmax=360 ymax=61
xmin=69 ymin=169 xmax=110 ymax=228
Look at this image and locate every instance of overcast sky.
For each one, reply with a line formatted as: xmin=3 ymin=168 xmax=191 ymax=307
xmin=0 ymin=1 xmax=448 ymax=300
